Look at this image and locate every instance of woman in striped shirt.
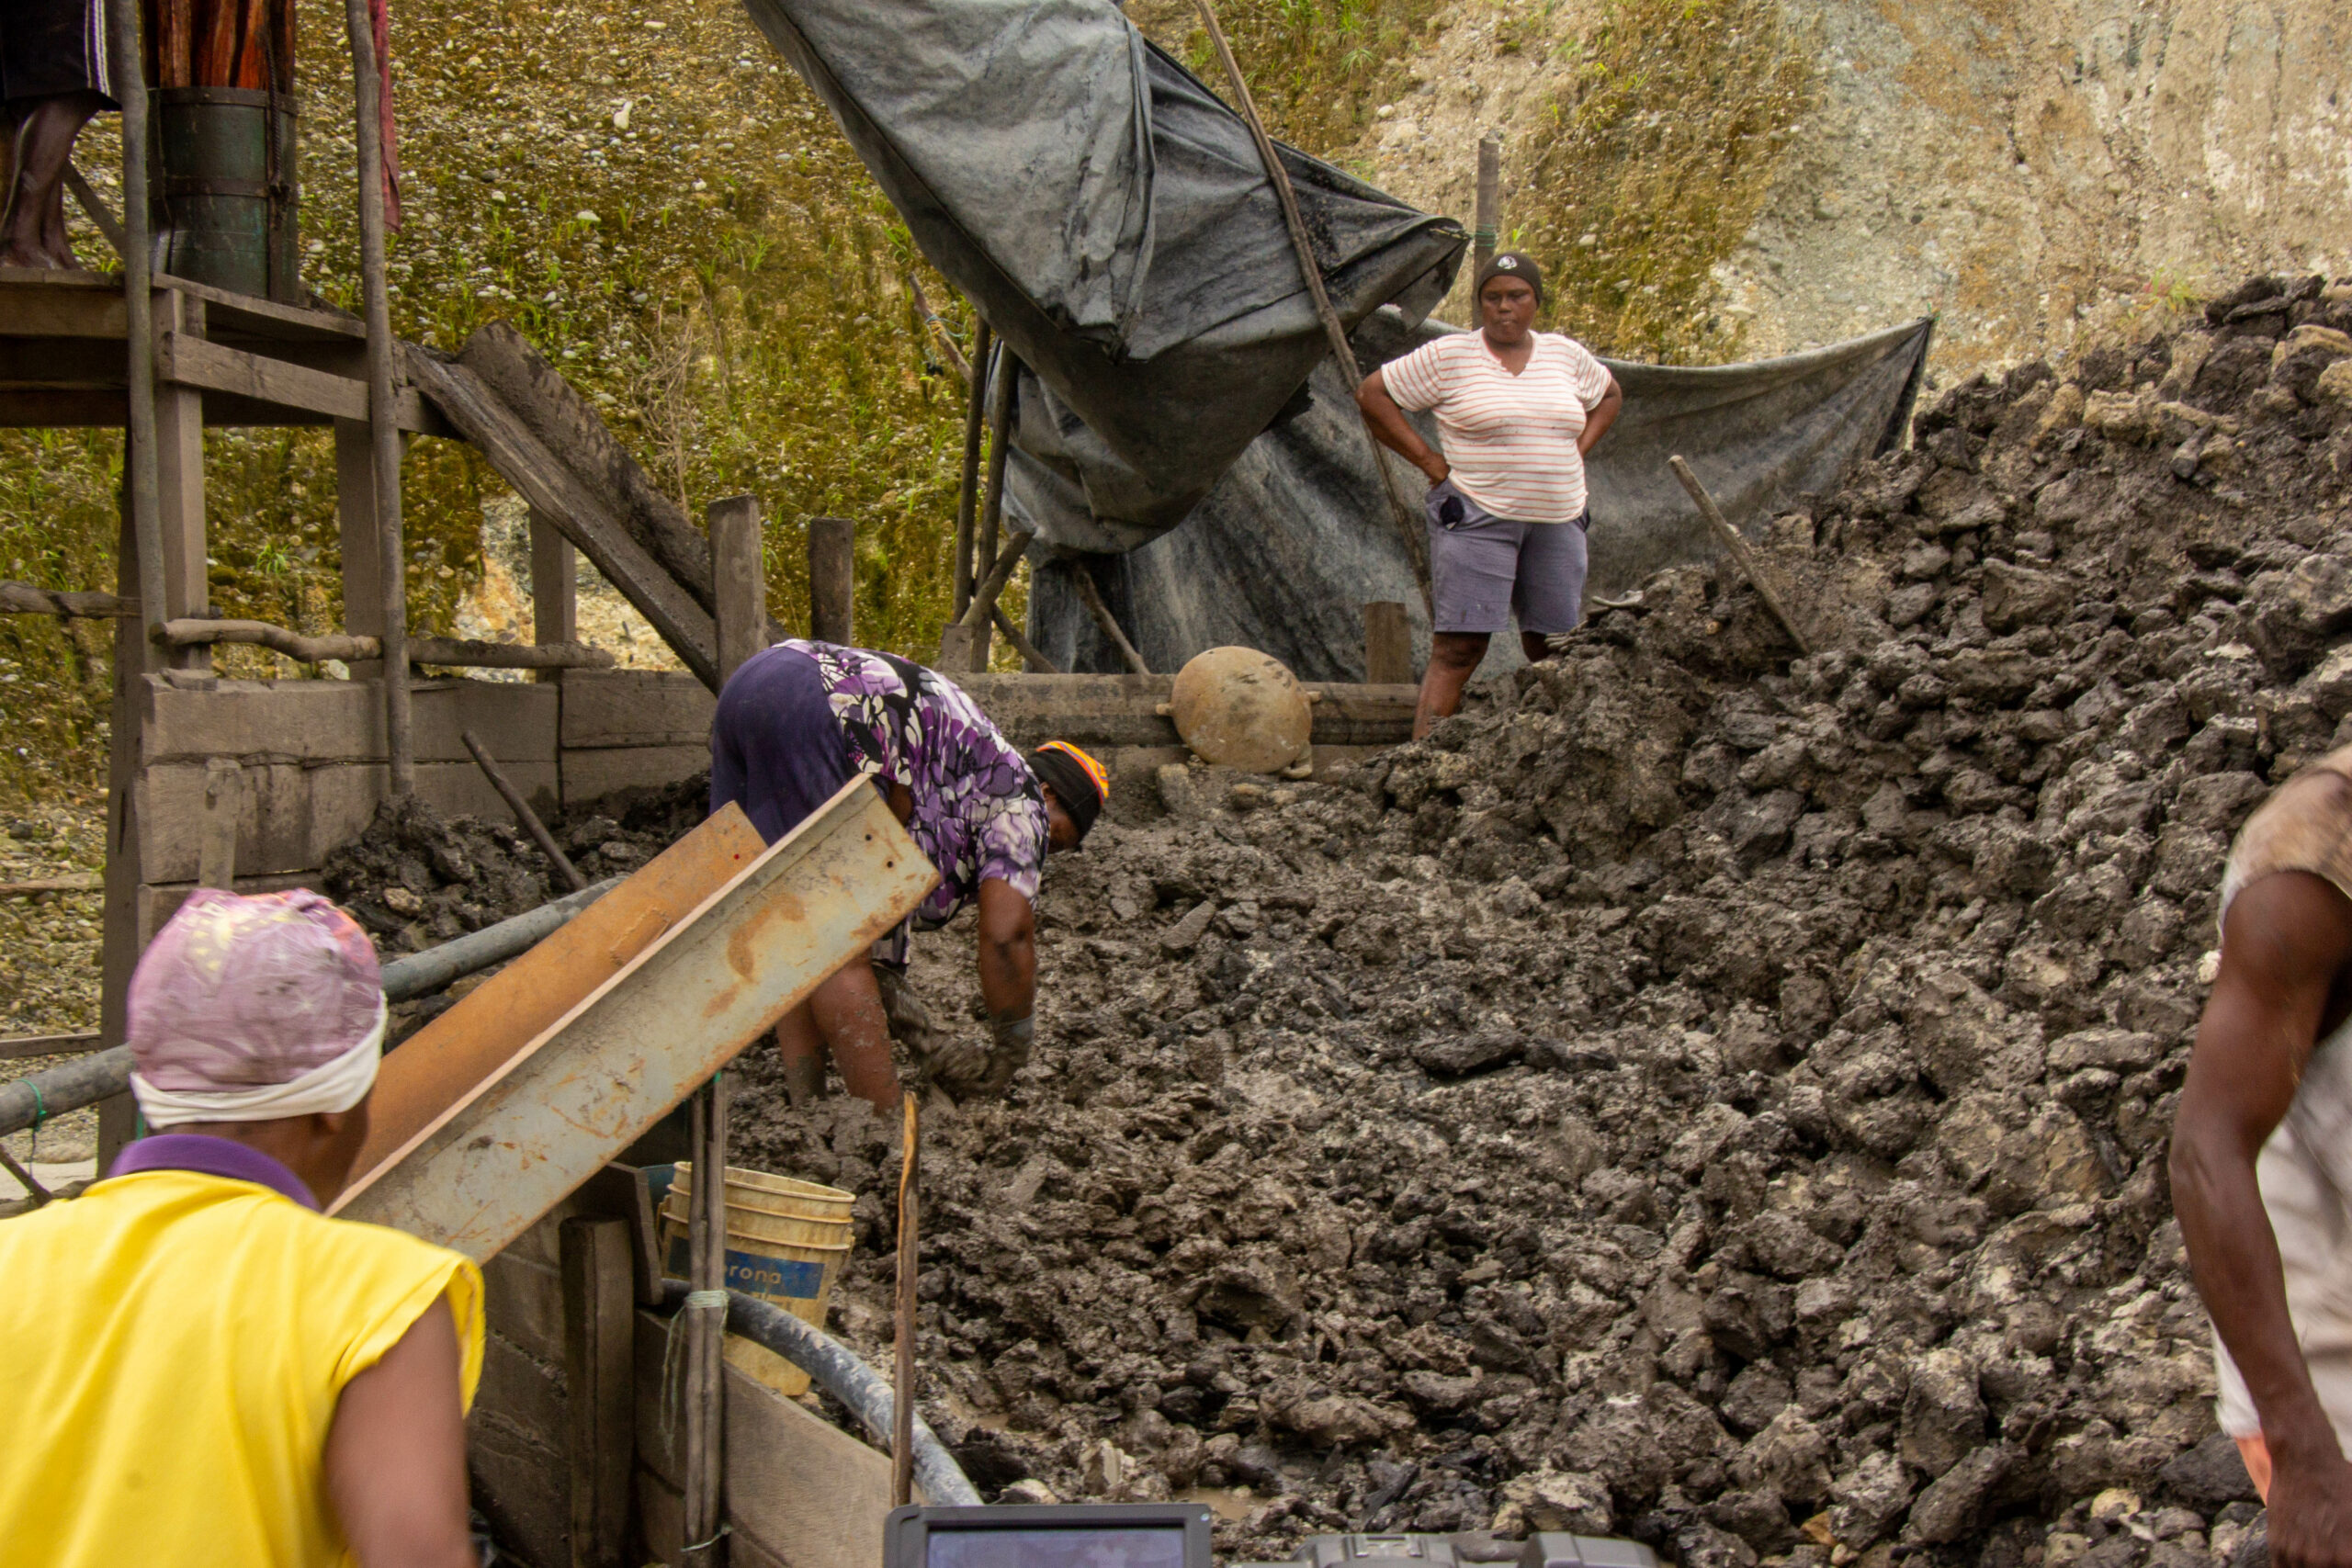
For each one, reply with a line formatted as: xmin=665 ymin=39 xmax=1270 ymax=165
xmin=1357 ymin=253 xmax=1623 ymax=737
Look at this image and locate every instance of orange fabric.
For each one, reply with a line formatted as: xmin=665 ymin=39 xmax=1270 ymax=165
xmin=2237 ymin=1433 xmax=2273 ymax=1502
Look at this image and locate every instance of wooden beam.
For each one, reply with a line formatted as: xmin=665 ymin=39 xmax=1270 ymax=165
xmin=808 ymin=515 xmax=854 ymax=646
xmin=0 ymin=875 xmax=101 ymax=897
xmin=463 ymin=728 xmax=588 ymax=893
xmin=159 ymin=331 xmax=368 ymax=422
xmin=1669 ymin=456 xmax=1813 ymax=656
xmin=952 ymin=327 xmax=992 ymax=621
xmin=153 ymin=617 xmax=617 ymax=669
xmin=62 ymin=165 xmax=126 ymax=259
xmin=0 ymin=1032 xmax=101 ymax=1061
xmin=0 ymin=582 xmax=129 ymax=618
xmin=561 ymin=1215 xmax=635 ymax=1568
xmin=154 ymin=295 xmax=209 ymax=674
xmin=529 ymin=505 xmax=578 ymax=657
xmin=1363 ymin=601 xmax=1413 ymax=683
xmin=408 ymin=352 xmax=721 ymax=689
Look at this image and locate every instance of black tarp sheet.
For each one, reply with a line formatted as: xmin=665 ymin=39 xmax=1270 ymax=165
xmin=745 ymin=0 xmax=1932 ymax=680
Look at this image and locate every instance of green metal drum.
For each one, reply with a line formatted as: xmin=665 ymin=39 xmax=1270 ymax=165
xmin=150 ymin=87 xmax=302 ymax=305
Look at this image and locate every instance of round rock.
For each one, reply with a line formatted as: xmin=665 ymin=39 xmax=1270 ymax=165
xmin=1167 ymin=647 xmax=1312 ymax=773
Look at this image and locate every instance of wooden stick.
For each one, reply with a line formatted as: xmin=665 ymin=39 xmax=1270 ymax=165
xmin=111 ymin=0 xmax=169 ymax=682
xmin=1668 ymin=456 xmax=1814 ymax=656
xmin=892 ymin=1090 xmax=920 ymax=1509
xmin=954 ymin=527 xmax=1035 ymax=639
xmin=681 ymin=1075 xmax=729 ymax=1565
xmin=906 ymin=274 xmax=970 ymax=387
xmin=972 ymin=354 xmax=1018 ymax=670
xmin=952 ymin=329 xmax=993 ymax=623
xmin=992 ymin=605 xmax=1061 ymax=673
xmin=62 ymin=165 xmax=126 ymax=259
xmin=341 ymin=0 xmax=412 ymax=795
xmin=461 ymin=729 xmax=588 ymax=893
xmin=153 ymin=618 xmax=616 ymax=670
xmin=1189 ymin=0 xmax=1433 ymax=608
xmin=0 ymin=1144 xmax=53 ymax=1207
xmin=0 ymin=878 xmax=100 ymax=898
xmin=1071 ymin=567 xmax=1150 ymax=676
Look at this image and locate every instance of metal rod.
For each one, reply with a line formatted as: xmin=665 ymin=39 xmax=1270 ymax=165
xmin=110 ymin=0 xmax=168 ymax=677
xmin=892 ymin=1090 xmax=920 ymax=1509
xmin=1189 ymin=0 xmax=1433 ymax=607
xmin=461 ymin=729 xmax=587 ymax=892
xmin=1070 ymin=566 xmax=1150 ymax=676
xmin=952 ymin=328 xmax=993 ymax=622
xmin=342 ymin=0 xmax=412 ymax=795
xmin=1669 ymin=456 xmax=1814 ymax=656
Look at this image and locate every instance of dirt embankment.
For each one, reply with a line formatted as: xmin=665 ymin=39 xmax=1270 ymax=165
xmin=325 ymin=276 xmax=2352 ymax=1565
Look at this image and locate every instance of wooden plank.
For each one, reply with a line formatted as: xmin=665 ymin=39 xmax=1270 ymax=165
xmin=1302 ymin=682 xmax=1420 ymax=745
xmin=559 ymin=670 xmax=716 ymax=750
xmin=481 ymin=1328 xmax=569 ymax=1446
xmin=562 ymin=745 xmax=707 ymax=807
xmin=469 ymin=1407 xmax=571 ymax=1568
xmin=632 ymin=1310 xmax=908 ymax=1568
xmin=809 ymin=516 xmax=854 ymax=645
xmin=139 ymin=677 xmax=558 ymax=766
xmin=157 ymin=272 xmax=368 ymax=344
xmin=407 ymin=349 xmax=720 ymax=689
xmin=158 ymin=331 xmax=368 ymax=422
xmin=339 ymin=808 xmax=767 ymax=1192
xmin=0 ymin=1032 xmax=101 ymax=1060
xmin=577 ymin=1163 xmax=664 ymax=1306
xmin=0 ymin=389 xmax=130 ymax=425
xmin=0 ymin=336 xmax=136 ymax=387
xmin=635 ymin=1471 xmax=790 ymax=1568
xmin=0 ymin=273 xmax=129 ymax=337
xmin=1364 ymin=602 xmax=1414 ymax=684
xmin=563 ymin=1217 xmax=635 ymax=1568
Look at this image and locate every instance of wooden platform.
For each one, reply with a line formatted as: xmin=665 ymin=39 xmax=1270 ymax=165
xmin=0 ymin=266 xmax=448 ymax=432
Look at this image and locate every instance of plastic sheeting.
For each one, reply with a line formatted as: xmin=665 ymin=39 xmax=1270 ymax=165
xmin=741 ymin=0 xmax=1466 ymax=545
xmin=1023 ymin=310 xmax=1931 ymax=679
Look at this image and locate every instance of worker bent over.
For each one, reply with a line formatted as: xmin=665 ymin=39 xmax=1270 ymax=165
xmin=710 ymin=637 xmax=1108 ymax=1111
xmin=0 ymin=889 xmax=485 ymax=1568
xmin=2175 ymin=743 xmax=2352 ymax=1567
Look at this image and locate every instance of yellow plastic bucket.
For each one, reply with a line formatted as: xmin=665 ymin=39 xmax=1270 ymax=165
xmin=659 ymin=1164 xmax=854 ymax=1398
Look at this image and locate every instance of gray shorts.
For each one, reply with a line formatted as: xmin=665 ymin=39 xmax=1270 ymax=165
xmin=1426 ymin=480 xmax=1589 ymax=637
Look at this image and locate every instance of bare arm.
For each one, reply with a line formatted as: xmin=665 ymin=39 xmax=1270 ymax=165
xmin=976 ymin=876 xmax=1036 ymax=1022
xmin=2173 ymin=870 xmax=2352 ymax=1568
xmin=326 ymin=1291 xmax=476 ymax=1568
xmin=1578 ymin=376 xmax=1623 ymax=456
xmin=1355 ymin=368 xmax=1448 ymax=484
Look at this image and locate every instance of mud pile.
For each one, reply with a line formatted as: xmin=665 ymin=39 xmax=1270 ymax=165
xmin=721 ymin=276 xmax=2352 ymax=1568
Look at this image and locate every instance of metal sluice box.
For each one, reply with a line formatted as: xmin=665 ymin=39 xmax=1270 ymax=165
xmin=1236 ymin=1535 xmax=1658 ymax=1568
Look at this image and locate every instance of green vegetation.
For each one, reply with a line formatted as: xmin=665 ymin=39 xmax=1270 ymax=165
xmin=1515 ymin=0 xmax=1815 ymax=362
xmin=1137 ymin=0 xmax=1447 ymax=158
xmin=0 ymin=0 xmax=984 ymax=798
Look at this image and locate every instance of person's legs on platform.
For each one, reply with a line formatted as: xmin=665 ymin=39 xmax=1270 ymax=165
xmin=1 ymin=91 xmax=107 ymax=268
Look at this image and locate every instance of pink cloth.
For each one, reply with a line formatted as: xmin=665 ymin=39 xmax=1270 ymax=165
xmin=128 ymin=889 xmax=384 ymax=1092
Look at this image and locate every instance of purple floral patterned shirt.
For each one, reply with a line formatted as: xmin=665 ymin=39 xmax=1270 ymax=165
xmin=790 ymin=640 xmax=1047 ymax=926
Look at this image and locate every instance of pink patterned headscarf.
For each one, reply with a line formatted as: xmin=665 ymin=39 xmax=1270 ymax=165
xmin=128 ymin=889 xmax=385 ymax=1097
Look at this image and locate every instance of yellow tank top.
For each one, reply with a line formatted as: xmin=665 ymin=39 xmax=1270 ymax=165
xmin=0 ymin=1168 xmax=484 ymax=1568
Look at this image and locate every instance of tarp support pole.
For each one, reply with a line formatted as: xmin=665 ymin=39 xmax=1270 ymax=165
xmin=1189 ymin=0 xmax=1433 ymax=610
xmin=953 ymin=326 xmax=993 ymax=623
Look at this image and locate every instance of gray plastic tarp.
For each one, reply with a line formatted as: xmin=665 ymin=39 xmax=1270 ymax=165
xmin=742 ymin=0 xmax=1466 ymax=544
xmin=1023 ymin=310 xmax=1933 ymax=680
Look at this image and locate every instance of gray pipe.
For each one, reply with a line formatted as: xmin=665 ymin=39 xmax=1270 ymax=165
xmin=0 ymin=878 xmax=620 ymax=1139
xmin=662 ymin=1280 xmax=983 ymax=1506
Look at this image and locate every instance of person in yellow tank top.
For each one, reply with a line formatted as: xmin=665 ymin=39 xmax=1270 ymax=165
xmin=0 ymin=888 xmax=486 ymax=1568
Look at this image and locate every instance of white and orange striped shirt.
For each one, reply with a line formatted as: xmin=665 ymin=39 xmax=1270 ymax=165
xmin=1380 ymin=330 xmax=1615 ymax=524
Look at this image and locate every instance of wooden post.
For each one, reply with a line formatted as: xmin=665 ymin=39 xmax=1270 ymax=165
xmin=462 ymin=729 xmax=587 ymax=892
xmin=1071 ymin=567 xmax=1150 ymax=677
xmin=892 ymin=1091 xmax=920 ymax=1508
xmin=334 ymin=418 xmax=384 ymax=679
xmin=952 ymin=327 xmax=992 ymax=622
xmin=972 ymin=355 xmax=1017 ymax=671
xmin=1668 ymin=456 xmax=1813 ymax=656
xmin=96 ymin=500 xmax=146 ymax=1174
xmin=1189 ymin=0 xmax=1434 ymax=609
xmin=808 ymin=515 xmax=854 ymax=646
xmin=561 ymin=1215 xmax=635 ymax=1568
xmin=708 ymin=494 xmax=764 ymax=688
xmin=197 ymin=759 xmax=242 ymax=890
xmin=529 ymin=505 xmax=577 ymax=684
xmin=1363 ymin=601 xmax=1413 ymax=684
xmin=110 ymin=0 xmax=167 ymax=682
xmin=341 ymin=0 xmax=412 ymax=796
xmin=681 ymin=1075 xmax=729 ymax=1566
xmin=154 ymin=291 xmax=209 ymax=671
xmin=1473 ymin=130 xmax=1502 ymax=277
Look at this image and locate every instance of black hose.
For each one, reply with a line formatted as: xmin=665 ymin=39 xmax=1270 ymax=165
xmin=0 ymin=878 xmax=621 ymax=1139
xmin=659 ymin=1280 xmax=982 ymax=1506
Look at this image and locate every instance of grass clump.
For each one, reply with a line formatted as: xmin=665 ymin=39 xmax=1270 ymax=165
xmin=1516 ymin=0 xmax=1815 ymax=363
xmin=1134 ymin=0 xmax=1447 ymax=158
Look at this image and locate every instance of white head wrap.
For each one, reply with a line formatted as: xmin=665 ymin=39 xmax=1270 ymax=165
xmin=131 ymin=998 xmax=386 ymax=1128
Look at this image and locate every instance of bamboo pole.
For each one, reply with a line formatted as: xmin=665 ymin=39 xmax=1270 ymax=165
xmin=1189 ymin=0 xmax=1433 ymax=608
xmin=952 ymin=328 xmax=993 ymax=622
xmin=340 ymin=0 xmax=412 ymax=795
xmin=109 ymin=0 xmax=168 ymax=678
xmin=460 ymin=730 xmax=587 ymax=893
xmin=891 ymin=1091 xmax=920 ymax=1509
xmin=1668 ymin=457 xmax=1813 ymax=656
xmin=681 ymin=1076 xmax=729 ymax=1566
xmin=1071 ymin=568 xmax=1150 ymax=677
